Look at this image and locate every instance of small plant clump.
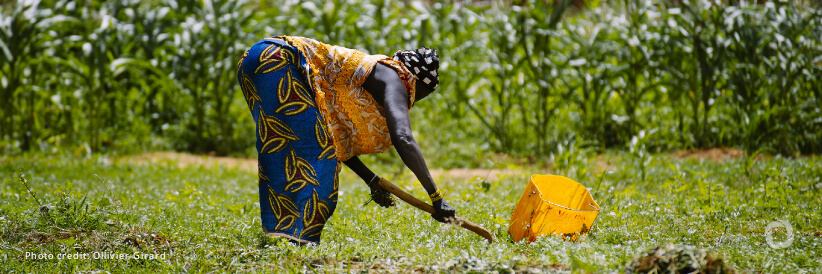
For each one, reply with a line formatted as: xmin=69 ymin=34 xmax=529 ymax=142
xmin=626 ymin=244 xmax=736 ymax=274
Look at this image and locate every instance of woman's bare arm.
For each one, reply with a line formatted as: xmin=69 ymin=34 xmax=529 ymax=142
xmin=361 ymin=62 xmax=455 ymax=221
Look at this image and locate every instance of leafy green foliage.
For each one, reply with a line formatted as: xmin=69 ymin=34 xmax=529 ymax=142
xmin=1 ymin=0 xmax=821 ymax=163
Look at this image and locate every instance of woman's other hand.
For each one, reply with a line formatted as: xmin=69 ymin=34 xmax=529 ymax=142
xmin=432 ymin=199 xmax=456 ymax=223
xmin=368 ymin=176 xmax=395 ymax=208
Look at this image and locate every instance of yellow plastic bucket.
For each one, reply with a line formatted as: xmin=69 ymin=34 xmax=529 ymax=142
xmin=508 ymin=174 xmax=600 ymax=242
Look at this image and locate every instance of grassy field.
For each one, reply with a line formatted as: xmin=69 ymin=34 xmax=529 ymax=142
xmin=0 ymin=151 xmax=820 ymax=272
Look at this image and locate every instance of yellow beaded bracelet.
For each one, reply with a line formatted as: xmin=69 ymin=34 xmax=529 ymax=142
xmin=429 ymin=189 xmax=443 ymax=202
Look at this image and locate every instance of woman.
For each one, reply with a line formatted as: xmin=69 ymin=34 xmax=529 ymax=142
xmin=236 ymin=36 xmax=455 ymax=244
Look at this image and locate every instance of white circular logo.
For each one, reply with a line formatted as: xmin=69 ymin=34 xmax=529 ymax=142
xmin=765 ymin=220 xmax=793 ymax=249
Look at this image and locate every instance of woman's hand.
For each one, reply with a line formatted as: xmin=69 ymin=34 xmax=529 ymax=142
xmin=431 ymin=199 xmax=456 ymax=223
xmin=342 ymin=158 xmax=395 ymax=208
xmin=368 ymin=176 xmax=395 ymax=208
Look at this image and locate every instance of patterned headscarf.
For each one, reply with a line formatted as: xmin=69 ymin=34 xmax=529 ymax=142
xmin=393 ymin=47 xmax=439 ymax=91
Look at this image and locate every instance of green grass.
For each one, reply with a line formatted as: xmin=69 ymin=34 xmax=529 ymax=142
xmin=0 ymin=152 xmax=820 ymax=272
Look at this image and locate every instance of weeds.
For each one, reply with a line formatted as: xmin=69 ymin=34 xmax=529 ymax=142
xmin=1 ymin=153 xmax=820 ymax=272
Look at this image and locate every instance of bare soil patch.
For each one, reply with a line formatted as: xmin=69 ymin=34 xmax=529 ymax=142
xmin=123 ymin=152 xmax=515 ymax=180
xmin=124 ymin=148 xmax=761 ymax=182
xmin=670 ymin=148 xmax=744 ymax=162
xmin=124 ymin=152 xmax=257 ymax=172
xmin=430 ymin=168 xmax=517 ymax=181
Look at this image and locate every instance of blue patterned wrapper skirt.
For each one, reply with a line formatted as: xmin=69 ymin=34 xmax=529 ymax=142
xmin=236 ymin=37 xmax=339 ymax=244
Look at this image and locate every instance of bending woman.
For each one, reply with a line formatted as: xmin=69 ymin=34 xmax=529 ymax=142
xmin=236 ymin=36 xmax=455 ymax=244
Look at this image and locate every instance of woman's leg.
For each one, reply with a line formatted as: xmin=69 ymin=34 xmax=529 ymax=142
xmin=237 ymin=38 xmax=338 ymax=244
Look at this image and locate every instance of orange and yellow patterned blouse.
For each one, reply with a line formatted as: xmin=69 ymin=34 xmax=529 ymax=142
xmin=280 ymin=36 xmax=417 ymax=161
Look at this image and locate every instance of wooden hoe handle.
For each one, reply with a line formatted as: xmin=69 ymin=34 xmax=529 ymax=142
xmin=378 ymin=178 xmax=495 ymax=243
